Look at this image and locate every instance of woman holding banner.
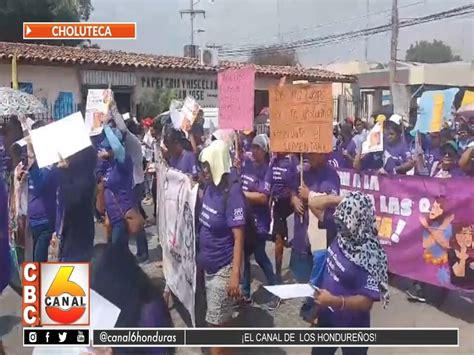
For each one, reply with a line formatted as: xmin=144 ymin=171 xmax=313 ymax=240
xmin=291 ymin=152 xmax=340 ymax=322
xmin=354 ymin=118 xmax=413 ymax=175
xmin=308 ymin=191 xmax=389 ymax=355
xmin=198 ymin=140 xmax=245 ymax=355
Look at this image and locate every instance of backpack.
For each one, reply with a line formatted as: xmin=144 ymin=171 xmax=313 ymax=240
xmin=222 ymin=175 xmax=257 ymax=255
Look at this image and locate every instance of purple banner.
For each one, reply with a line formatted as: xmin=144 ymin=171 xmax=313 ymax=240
xmin=337 ymin=169 xmax=474 ymax=290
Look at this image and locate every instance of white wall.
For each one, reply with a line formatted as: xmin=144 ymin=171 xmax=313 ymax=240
xmin=0 ymin=63 xmax=81 ymax=112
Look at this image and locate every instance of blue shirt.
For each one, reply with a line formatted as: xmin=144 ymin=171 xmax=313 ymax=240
xmin=28 ymin=162 xmax=59 ymax=227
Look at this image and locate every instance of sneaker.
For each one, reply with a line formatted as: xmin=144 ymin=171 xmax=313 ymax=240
xmin=264 ymin=297 xmax=281 ymax=311
xmin=136 ymin=254 xmax=150 ymax=264
xmin=406 ymin=283 xmax=426 ymax=303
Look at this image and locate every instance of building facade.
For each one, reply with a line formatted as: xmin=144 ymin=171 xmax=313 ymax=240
xmin=0 ymin=41 xmax=353 ymax=120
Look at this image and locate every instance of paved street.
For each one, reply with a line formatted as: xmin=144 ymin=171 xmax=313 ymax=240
xmin=1 ymin=212 xmax=473 ymax=355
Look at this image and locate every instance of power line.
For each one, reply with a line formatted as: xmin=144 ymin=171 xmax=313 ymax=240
xmin=219 ymin=4 xmax=474 ymax=57
xmin=221 ymin=4 xmax=473 ymax=56
xmin=218 ymin=0 xmax=425 ymax=51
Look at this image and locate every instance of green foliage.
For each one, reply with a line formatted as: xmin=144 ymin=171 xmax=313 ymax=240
xmin=248 ymin=47 xmax=299 ymax=66
xmin=405 ymin=40 xmax=462 ymax=63
xmin=0 ymin=0 xmax=94 ymax=46
xmin=139 ymin=88 xmax=178 ymax=118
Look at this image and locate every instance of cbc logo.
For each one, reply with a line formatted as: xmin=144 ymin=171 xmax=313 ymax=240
xmin=22 ymin=263 xmax=90 ymax=326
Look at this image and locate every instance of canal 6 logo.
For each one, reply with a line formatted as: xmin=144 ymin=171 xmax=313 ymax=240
xmin=22 ymin=263 xmax=90 ymax=326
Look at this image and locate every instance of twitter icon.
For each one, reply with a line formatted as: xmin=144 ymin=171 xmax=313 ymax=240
xmin=58 ymin=332 xmax=67 ymax=343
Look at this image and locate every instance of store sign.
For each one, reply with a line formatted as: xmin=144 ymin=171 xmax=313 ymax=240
xmin=139 ymin=72 xmax=218 ymax=107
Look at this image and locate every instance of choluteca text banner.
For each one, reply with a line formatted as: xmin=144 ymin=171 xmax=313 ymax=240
xmin=91 ymin=328 xmax=459 ymax=347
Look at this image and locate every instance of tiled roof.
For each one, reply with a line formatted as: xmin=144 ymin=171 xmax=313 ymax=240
xmin=0 ymin=41 xmax=355 ymax=82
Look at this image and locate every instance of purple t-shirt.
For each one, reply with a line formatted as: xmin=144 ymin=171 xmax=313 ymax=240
xmin=169 ymin=150 xmax=198 ymax=179
xmin=292 ymin=164 xmax=340 ymax=254
xmin=198 ymin=179 xmax=246 ymax=274
xmin=331 ymin=140 xmax=355 ymax=169
xmin=104 ymin=156 xmax=135 ymax=225
xmin=241 ymin=157 xmax=272 ymax=235
xmin=319 ymin=240 xmax=380 ymax=327
xmin=270 ymin=155 xmax=298 ymax=199
xmin=383 ymin=141 xmax=411 ymax=174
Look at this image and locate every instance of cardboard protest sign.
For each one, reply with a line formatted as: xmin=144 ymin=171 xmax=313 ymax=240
xmin=218 ymin=67 xmax=255 ymax=130
xmin=362 ymin=121 xmax=384 ymax=155
xmin=85 ymin=89 xmax=112 ymax=136
xmin=269 ymin=83 xmax=333 ymax=153
xmin=30 ymin=112 xmax=92 ymax=168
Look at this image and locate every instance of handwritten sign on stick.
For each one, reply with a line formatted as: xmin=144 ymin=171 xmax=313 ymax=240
xmin=218 ymin=67 xmax=255 ymax=130
xmin=269 ymin=83 xmax=333 ymax=153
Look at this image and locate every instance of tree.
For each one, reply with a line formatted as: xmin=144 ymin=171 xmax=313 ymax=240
xmin=405 ymin=40 xmax=462 ymax=63
xmin=139 ymin=88 xmax=178 ymax=118
xmin=248 ymin=47 xmax=299 ymax=66
xmin=0 ymin=0 xmax=93 ymax=46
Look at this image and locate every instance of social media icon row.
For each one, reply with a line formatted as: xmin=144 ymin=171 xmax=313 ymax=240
xmin=28 ymin=330 xmax=85 ymax=343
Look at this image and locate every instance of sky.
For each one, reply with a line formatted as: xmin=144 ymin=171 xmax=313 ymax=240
xmin=90 ymin=0 xmax=474 ymax=66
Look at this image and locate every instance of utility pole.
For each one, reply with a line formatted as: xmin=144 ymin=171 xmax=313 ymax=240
xmin=365 ymin=0 xmax=369 ymax=61
xmin=389 ymin=0 xmax=399 ymax=86
xmin=180 ymin=0 xmax=206 ymax=46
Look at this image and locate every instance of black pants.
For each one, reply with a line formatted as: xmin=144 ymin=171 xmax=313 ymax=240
xmin=133 ymin=183 xmax=147 ymax=220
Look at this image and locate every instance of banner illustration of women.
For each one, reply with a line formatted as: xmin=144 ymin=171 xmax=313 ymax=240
xmin=448 ymin=224 xmax=474 ymax=289
xmin=419 ymin=197 xmax=454 ymax=266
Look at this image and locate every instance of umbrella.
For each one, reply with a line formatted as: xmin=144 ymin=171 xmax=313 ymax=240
xmin=0 ymin=87 xmax=46 ymax=117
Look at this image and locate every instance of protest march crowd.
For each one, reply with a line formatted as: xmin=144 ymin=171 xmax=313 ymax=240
xmin=0 ymin=81 xmax=474 ymax=355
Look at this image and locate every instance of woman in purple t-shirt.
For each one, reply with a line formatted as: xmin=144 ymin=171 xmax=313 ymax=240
xmin=269 ymin=153 xmax=298 ymax=283
xmin=240 ymin=134 xmax=279 ymax=309
xmin=198 ymin=140 xmax=245 ymax=354
xmin=99 ymin=126 xmax=136 ymax=248
xmin=308 ymin=192 xmax=389 ymax=355
xmin=355 ymin=119 xmax=413 ymax=175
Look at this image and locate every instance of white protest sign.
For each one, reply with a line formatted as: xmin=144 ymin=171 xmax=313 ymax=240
xmin=85 ymin=89 xmax=112 ymax=136
xmin=361 ymin=121 xmax=384 ymax=155
xmin=264 ymin=284 xmax=314 ymax=299
xmin=182 ymin=96 xmax=200 ymax=126
xmin=156 ymin=159 xmax=197 ymax=326
xmin=90 ymin=289 xmax=121 ymax=329
xmin=30 ymin=112 xmax=92 ymax=168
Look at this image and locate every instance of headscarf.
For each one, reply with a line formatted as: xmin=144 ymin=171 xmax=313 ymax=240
xmin=334 ymin=191 xmax=389 ymax=307
xmin=251 ymin=134 xmax=270 ymax=153
xmin=199 ymin=140 xmax=231 ymax=186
